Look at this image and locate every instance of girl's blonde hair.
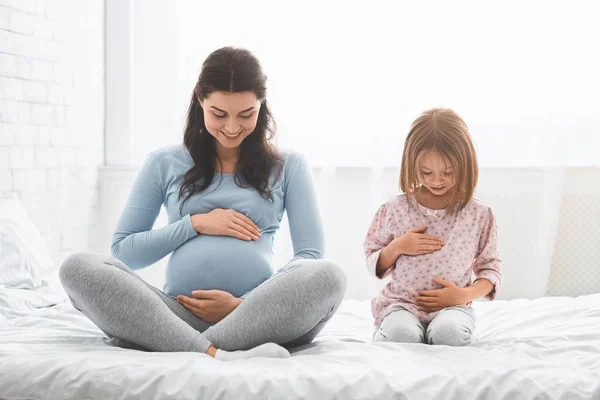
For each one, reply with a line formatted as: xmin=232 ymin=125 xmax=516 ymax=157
xmin=399 ymin=108 xmax=478 ymax=213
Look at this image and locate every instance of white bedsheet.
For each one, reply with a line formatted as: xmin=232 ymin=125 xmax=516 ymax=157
xmin=1 ymin=275 xmax=599 ymax=400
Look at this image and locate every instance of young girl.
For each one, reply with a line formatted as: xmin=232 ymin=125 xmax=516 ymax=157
xmin=364 ymin=108 xmax=502 ymax=346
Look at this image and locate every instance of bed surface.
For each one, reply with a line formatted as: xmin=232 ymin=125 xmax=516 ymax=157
xmin=1 ymin=274 xmax=599 ymax=400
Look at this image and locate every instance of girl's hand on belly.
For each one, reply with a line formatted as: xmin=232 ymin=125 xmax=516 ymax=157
xmin=191 ymin=209 xmax=261 ymax=241
xmin=177 ymin=289 xmax=243 ymax=323
xmin=415 ymin=277 xmax=469 ymax=312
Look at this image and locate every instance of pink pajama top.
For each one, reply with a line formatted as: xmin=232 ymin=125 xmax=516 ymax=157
xmin=364 ymin=194 xmax=502 ymax=325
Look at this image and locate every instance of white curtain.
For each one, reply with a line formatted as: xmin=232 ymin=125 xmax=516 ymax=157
xmin=117 ymin=0 xmax=600 ymax=299
xmin=173 ymin=0 xmax=599 ymax=168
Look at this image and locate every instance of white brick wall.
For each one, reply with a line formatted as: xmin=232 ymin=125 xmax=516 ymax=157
xmin=0 ymin=0 xmax=105 ymax=265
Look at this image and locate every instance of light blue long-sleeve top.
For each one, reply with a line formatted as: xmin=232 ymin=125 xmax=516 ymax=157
xmin=111 ymin=144 xmax=324 ymax=298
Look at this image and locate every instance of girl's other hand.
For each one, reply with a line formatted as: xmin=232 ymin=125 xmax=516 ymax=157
xmin=396 ymin=226 xmax=443 ymax=256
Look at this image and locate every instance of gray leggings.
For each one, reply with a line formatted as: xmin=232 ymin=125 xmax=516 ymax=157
xmin=373 ymin=306 xmax=476 ymax=346
xmin=59 ymin=252 xmax=347 ymax=353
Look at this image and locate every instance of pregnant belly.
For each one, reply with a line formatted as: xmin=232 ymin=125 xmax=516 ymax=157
xmin=164 ymin=234 xmax=274 ymax=298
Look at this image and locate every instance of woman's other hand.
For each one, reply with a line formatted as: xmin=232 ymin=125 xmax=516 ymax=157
xmin=177 ymin=289 xmax=243 ymax=323
xmin=191 ymin=209 xmax=261 ymax=241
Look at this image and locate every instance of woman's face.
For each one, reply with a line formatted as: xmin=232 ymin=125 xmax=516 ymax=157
xmin=201 ymin=91 xmax=262 ymax=151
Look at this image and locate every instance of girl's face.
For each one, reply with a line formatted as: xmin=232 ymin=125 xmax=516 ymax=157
xmin=417 ymin=150 xmax=457 ymax=197
xmin=201 ymin=91 xmax=262 ymax=152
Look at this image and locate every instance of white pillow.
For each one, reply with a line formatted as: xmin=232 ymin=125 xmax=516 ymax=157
xmin=0 ymin=198 xmax=54 ymax=288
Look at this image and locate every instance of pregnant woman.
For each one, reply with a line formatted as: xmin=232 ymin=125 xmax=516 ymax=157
xmin=59 ymin=47 xmax=347 ymax=361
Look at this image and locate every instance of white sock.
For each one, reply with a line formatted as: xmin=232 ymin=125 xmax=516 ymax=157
xmin=214 ymin=343 xmax=291 ymax=361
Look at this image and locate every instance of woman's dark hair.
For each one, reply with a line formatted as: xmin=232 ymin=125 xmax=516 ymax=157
xmin=178 ymin=47 xmax=282 ymax=213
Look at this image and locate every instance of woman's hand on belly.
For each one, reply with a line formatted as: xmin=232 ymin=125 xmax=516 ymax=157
xmin=177 ymin=289 xmax=243 ymax=323
xmin=191 ymin=209 xmax=261 ymax=241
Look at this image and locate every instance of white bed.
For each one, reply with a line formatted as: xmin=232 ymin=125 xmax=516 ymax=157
xmin=1 ymin=270 xmax=599 ymax=400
